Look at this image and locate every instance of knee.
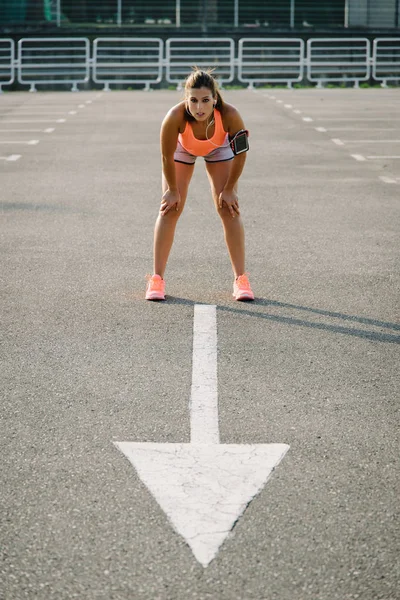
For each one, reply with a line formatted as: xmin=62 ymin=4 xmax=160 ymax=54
xmin=216 ymin=203 xmax=232 ymax=222
xmin=159 ymin=207 xmax=182 ymax=223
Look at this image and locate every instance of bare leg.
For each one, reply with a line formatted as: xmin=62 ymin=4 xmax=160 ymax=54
xmin=153 ymin=162 xmax=194 ymax=278
xmin=205 ymin=161 xmax=246 ymax=278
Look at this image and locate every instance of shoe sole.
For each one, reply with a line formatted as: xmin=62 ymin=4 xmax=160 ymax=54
xmin=233 ymin=292 xmax=254 ymax=301
xmin=146 ymin=293 xmax=165 ymax=301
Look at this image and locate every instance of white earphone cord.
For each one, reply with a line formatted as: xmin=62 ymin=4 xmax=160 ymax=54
xmin=205 ymin=106 xmax=229 ymax=148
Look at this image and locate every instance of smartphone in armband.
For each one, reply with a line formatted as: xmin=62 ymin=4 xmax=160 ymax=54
xmin=230 ymin=129 xmax=249 ymax=155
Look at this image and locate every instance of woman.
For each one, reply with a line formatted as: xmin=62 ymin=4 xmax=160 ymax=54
xmin=145 ymin=68 xmax=254 ymax=301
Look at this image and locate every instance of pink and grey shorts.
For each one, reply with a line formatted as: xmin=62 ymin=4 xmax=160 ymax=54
xmin=174 ymin=139 xmax=234 ymax=165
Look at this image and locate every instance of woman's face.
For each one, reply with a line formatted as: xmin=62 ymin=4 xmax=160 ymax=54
xmin=186 ymin=87 xmax=215 ymax=122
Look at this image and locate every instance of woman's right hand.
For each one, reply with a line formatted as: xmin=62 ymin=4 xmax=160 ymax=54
xmin=160 ymin=189 xmax=181 ymax=216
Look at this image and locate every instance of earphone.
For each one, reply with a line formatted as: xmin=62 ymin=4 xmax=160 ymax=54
xmin=186 ymin=99 xmax=228 ymax=148
xmin=205 ymin=102 xmax=230 ymax=149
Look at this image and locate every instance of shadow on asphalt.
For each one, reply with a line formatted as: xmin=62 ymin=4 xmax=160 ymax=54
xmin=164 ymin=296 xmax=400 ymax=344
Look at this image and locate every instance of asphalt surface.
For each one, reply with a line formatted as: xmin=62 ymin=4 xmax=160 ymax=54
xmin=1 ymin=87 xmax=399 ymax=600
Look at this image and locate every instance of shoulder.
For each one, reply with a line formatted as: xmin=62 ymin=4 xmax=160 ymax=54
xmin=220 ymin=103 xmax=246 ymax=135
xmin=161 ymin=102 xmax=186 ymax=136
xmin=163 ymin=102 xmax=185 ymax=124
xmin=220 ymin=102 xmax=240 ymax=118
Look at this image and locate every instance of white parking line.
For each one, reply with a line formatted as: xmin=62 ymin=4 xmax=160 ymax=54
xmin=367 ymin=155 xmax=400 ymax=159
xmin=303 ymin=109 xmax=399 ymax=114
xmin=351 ymin=154 xmax=367 ymax=161
xmin=0 ymin=154 xmax=21 ymax=161
xmin=303 ymin=117 xmax=313 ymax=122
xmin=332 ymin=138 xmax=345 ymax=146
xmin=293 ymin=110 xmax=302 ymax=114
xmin=340 ymin=140 xmax=400 ymax=144
xmin=0 ymin=128 xmax=54 ymax=133
xmin=0 ymin=112 xmax=67 ymax=116
xmin=4 ymin=119 xmax=65 ymax=124
xmin=317 ymin=118 xmax=400 ymax=121
xmin=284 ymin=104 xmax=292 ymax=108
xmin=315 ymin=127 xmax=327 ymax=132
xmin=11 ymin=105 xmax=81 ymax=108
xmin=0 ymin=140 xmax=39 ymax=145
xmin=326 ymin=127 xmax=399 ymax=132
xmin=379 ymin=176 xmax=397 ymax=184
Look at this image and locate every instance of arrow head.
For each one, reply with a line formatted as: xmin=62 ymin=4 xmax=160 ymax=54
xmin=114 ymin=442 xmax=289 ymax=567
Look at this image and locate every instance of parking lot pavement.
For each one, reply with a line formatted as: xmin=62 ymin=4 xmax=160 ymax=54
xmin=1 ymin=89 xmax=399 ymax=600
xmin=260 ymin=87 xmax=400 ymax=184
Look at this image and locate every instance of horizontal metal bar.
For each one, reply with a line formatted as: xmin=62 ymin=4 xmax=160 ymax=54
xmin=0 ymin=36 xmax=399 ymax=90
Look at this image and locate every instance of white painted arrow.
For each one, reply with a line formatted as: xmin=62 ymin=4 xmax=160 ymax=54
xmin=114 ymin=305 xmax=289 ymax=567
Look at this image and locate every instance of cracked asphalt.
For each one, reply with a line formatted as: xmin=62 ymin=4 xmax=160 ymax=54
xmin=1 ymin=88 xmax=399 ymax=600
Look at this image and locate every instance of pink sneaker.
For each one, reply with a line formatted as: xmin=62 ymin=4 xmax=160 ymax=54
xmin=233 ymin=273 xmax=254 ymax=301
xmin=145 ymin=274 xmax=165 ymax=300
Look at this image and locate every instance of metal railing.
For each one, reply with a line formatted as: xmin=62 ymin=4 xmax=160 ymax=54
xmin=93 ymin=38 xmax=163 ymax=90
xmin=18 ymin=37 xmax=90 ymax=91
xmin=0 ymin=38 xmax=14 ymax=91
xmin=0 ymin=36 xmax=399 ymax=92
xmin=238 ymin=38 xmax=305 ymax=87
xmin=307 ymin=38 xmax=370 ymax=87
xmin=373 ymin=37 xmax=400 ymax=86
xmin=165 ymin=38 xmax=235 ymax=85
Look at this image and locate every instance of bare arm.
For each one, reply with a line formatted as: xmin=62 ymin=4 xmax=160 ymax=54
xmin=160 ymin=109 xmax=180 ymax=192
xmin=219 ymin=107 xmax=248 ymax=217
xmin=224 ymin=108 xmax=247 ymax=191
xmin=224 ymin=153 xmax=246 ymax=192
xmin=159 ymin=108 xmax=181 ymax=214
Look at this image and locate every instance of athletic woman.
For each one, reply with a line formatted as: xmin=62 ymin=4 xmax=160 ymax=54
xmin=145 ymin=68 xmax=254 ymax=301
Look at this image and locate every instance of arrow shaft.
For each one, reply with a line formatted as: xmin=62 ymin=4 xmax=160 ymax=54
xmin=190 ymin=305 xmax=219 ymax=445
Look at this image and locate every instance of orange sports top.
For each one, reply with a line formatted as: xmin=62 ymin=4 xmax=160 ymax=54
xmin=178 ymin=109 xmax=228 ymax=157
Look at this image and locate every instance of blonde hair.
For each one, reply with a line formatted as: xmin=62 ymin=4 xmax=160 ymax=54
xmin=184 ymin=67 xmax=224 ymax=121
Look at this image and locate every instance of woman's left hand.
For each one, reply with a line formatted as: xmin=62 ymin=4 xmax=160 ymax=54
xmin=219 ymin=189 xmax=240 ymax=218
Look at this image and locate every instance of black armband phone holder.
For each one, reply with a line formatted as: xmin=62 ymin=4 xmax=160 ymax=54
xmin=229 ymin=129 xmax=249 ymax=155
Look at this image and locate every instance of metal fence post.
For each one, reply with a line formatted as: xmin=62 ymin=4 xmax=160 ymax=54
xmin=290 ymin=0 xmax=295 ymax=28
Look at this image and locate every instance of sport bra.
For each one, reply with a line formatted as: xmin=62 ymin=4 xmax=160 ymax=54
xmin=178 ymin=109 xmax=228 ymax=157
